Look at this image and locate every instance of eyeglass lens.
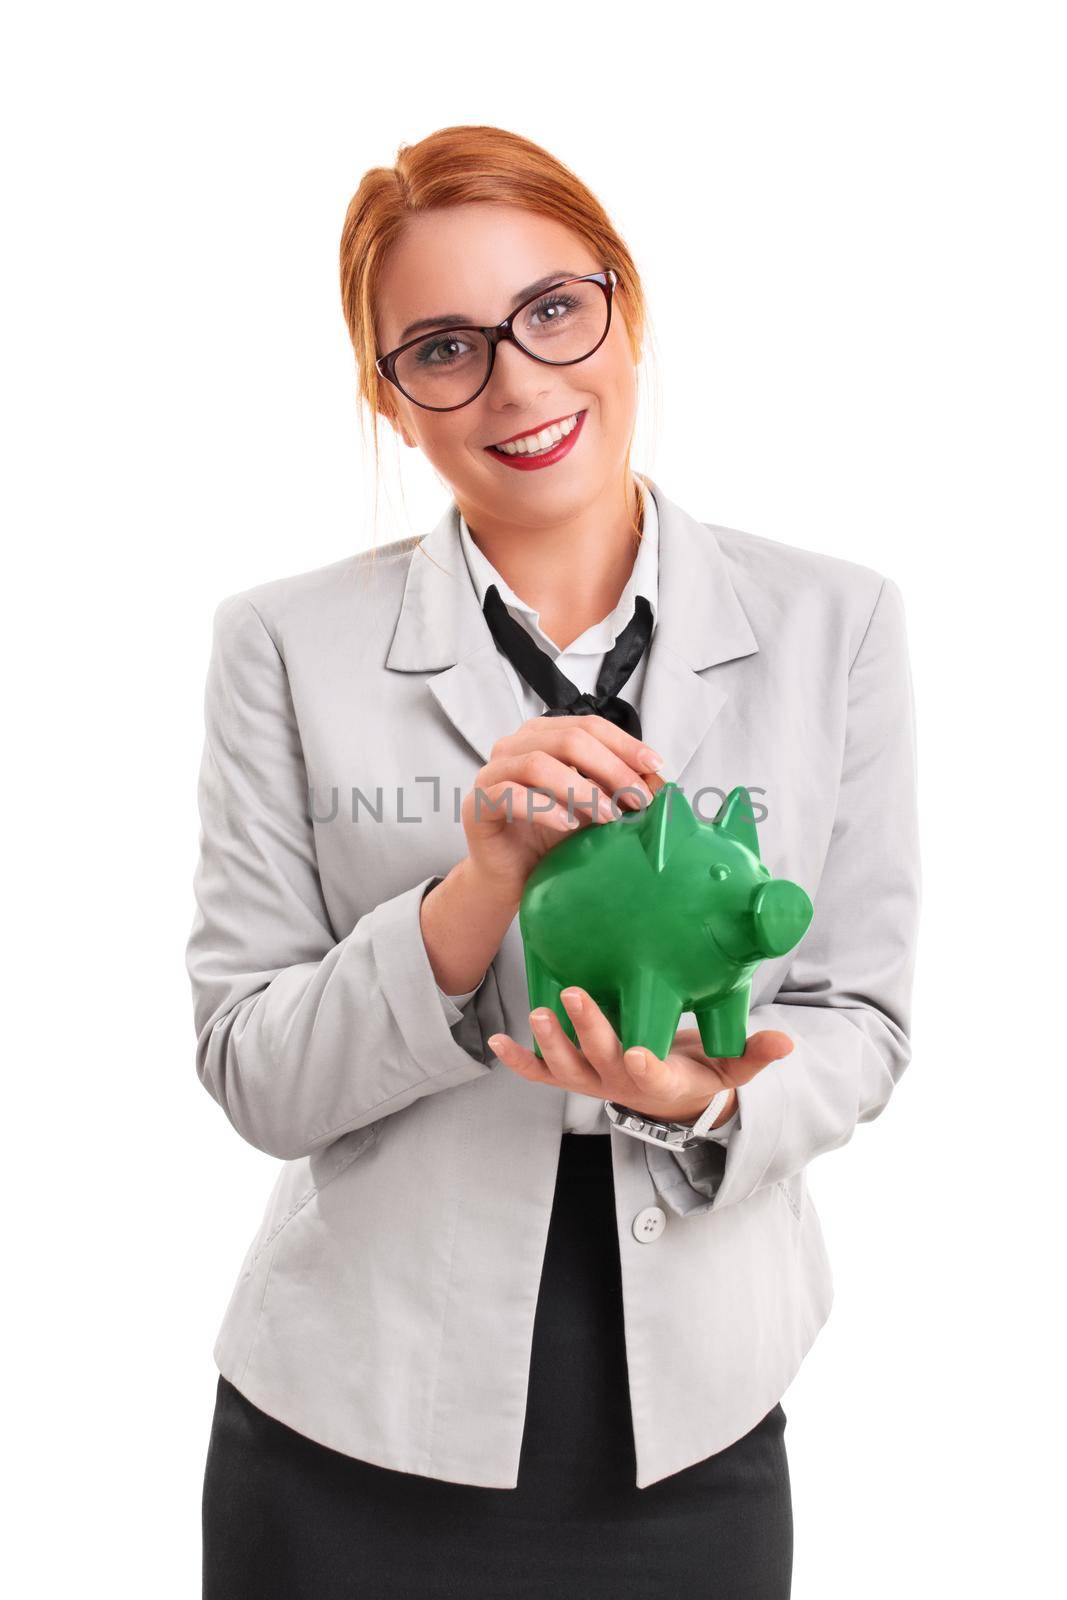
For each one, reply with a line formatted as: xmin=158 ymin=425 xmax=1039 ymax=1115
xmin=392 ymin=279 xmax=609 ymax=408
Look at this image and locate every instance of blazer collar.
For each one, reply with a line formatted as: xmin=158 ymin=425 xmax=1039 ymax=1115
xmin=384 ymin=474 xmax=759 ymax=784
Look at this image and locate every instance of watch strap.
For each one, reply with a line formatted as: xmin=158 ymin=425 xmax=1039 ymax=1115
xmin=688 ymin=1087 xmax=733 ymax=1138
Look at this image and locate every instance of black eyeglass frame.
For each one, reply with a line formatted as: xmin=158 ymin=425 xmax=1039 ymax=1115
xmin=374 ymin=269 xmax=619 ymax=413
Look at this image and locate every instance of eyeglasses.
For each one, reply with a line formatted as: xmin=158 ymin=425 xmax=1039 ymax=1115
xmin=375 ymin=269 xmax=618 ymax=413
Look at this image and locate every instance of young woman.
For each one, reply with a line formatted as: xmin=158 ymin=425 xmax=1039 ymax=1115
xmin=192 ymin=125 xmax=920 ymax=1599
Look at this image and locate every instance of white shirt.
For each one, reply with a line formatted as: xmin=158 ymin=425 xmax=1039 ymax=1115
xmin=436 ymin=480 xmax=738 ymax=1144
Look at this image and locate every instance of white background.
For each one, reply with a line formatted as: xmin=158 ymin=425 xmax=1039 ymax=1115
xmin=5 ymin=2 xmax=1064 ymax=1593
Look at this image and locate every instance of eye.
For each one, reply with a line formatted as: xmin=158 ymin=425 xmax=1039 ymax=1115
xmin=709 ymin=863 xmax=731 ymax=881
xmin=412 ymin=333 xmax=477 ymax=368
xmin=525 ymin=291 xmax=583 ymax=331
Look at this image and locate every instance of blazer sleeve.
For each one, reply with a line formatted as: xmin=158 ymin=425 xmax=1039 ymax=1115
xmin=186 ymin=595 xmax=507 ymax=1161
xmin=645 ymin=575 xmax=921 ymax=1218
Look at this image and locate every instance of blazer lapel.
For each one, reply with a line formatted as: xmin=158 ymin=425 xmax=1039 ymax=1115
xmin=384 ymin=476 xmax=760 ymax=783
xmin=385 ymin=498 xmax=522 ymax=766
xmin=637 ymin=476 xmax=760 ymax=782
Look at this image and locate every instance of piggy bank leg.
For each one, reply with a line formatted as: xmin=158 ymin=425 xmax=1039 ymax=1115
xmin=694 ymin=985 xmax=750 ymax=1060
xmin=618 ymin=968 xmax=683 ymax=1062
xmin=523 ymin=947 xmax=575 ymax=1060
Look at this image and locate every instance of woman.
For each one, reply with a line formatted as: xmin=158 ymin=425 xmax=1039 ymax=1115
xmin=192 ymin=125 xmax=920 ymax=1599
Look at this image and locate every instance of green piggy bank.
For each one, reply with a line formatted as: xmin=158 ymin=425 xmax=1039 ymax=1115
xmin=519 ymin=782 xmax=814 ymax=1062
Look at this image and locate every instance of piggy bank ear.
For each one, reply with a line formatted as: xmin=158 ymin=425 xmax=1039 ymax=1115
xmin=638 ymin=782 xmax=699 ymax=873
xmin=714 ymin=786 xmax=761 ymax=858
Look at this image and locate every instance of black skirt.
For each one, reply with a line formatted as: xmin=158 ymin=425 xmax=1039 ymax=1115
xmin=203 ymin=1131 xmax=793 ymax=1598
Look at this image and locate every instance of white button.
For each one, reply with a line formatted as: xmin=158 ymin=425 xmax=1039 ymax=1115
xmin=632 ymin=1206 xmax=667 ymax=1243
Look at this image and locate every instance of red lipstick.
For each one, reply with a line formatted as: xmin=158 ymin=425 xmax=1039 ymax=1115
xmin=484 ymin=409 xmax=587 ymax=472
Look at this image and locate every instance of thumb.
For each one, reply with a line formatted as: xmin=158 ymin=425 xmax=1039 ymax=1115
xmin=716 ymin=1028 xmax=795 ymax=1086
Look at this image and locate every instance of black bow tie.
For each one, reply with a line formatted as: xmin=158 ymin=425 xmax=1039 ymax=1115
xmin=481 ymin=583 xmax=654 ymax=741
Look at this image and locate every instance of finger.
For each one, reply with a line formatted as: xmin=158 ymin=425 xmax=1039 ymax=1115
xmin=485 ymin=1030 xmax=560 ymax=1089
xmin=499 ymin=715 xmax=663 ymax=794
xmin=528 ymin=1006 xmax=606 ymax=1093
xmin=463 ymin=780 xmax=579 ymax=835
xmin=558 ymin=989 xmax=629 ymax=1084
xmin=472 ymin=752 xmax=635 ymax=826
xmin=618 ymin=1044 xmax=682 ymax=1104
xmin=517 ymin=724 xmax=659 ymax=814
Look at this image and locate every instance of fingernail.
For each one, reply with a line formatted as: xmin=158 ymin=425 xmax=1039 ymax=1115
xmin=641 ymin=749 xmax=664 ymax=769
xmin=530 ymin=1010 xmax=551 ymax=1030
xmin=561 ymin=989 xmax=583 ymax=1013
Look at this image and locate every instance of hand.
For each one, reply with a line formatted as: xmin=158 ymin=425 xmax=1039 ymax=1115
xmin=486 ymin=988 xmax=795 ymax=1127
xmin=460 ymin=714 xmax=663 ymax=911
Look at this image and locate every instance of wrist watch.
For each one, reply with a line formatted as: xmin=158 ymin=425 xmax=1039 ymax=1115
xmin=605 ymin=1087 xmax=733 ymax=1149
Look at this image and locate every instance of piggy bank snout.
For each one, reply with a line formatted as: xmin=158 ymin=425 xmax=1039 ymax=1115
xmin=751 ymin=879 xmax=814 ymax=958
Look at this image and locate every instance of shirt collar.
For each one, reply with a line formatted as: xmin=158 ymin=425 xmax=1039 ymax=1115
xmin=457 ymin=479 xmax=659 ymax=657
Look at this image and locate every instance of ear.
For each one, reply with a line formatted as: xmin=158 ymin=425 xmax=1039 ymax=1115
xmin=383 ymin=410 xmax=417 ymax=450
xmin=638 ymin=783 xmax=699 ymax=873
xmin=714 ymin=787 xmax=761 ymax=859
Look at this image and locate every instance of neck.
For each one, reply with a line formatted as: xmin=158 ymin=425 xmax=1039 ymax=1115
xmin=457 ymin=471 xmax=646 ymax=652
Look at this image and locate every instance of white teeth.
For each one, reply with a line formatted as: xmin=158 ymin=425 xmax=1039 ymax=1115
xmin=493 ymin=412 xmax=580 ymax=455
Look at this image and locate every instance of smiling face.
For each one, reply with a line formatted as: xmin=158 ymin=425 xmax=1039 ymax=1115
xmin=373 ymin=203 xmax=642 ymax=533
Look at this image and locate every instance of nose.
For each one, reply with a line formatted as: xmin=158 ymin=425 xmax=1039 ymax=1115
xmin=751 ymin=879 xmax=814 ymax=958
xmin=485 ymin=338 xmax=553 ymax=405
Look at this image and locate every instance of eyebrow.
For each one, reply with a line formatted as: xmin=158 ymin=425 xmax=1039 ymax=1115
xmin=397 ymin=270 xmax=581 ymax=344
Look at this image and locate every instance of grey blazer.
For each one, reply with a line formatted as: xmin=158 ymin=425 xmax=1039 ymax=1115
xmin=187 ymin=474 xmax=921 ymax=1490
